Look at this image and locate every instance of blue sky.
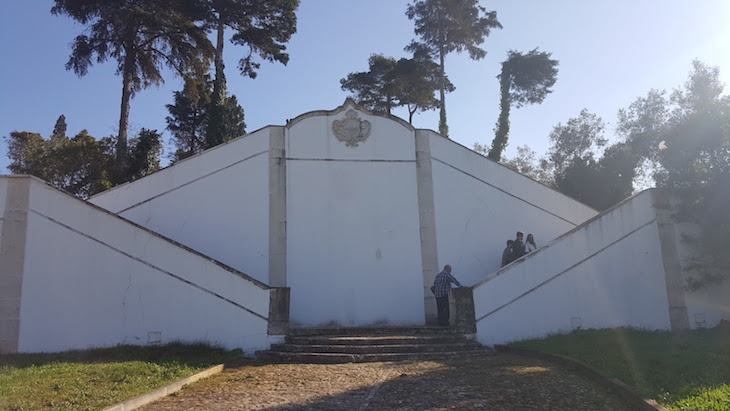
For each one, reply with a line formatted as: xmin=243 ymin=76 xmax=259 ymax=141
xmin=1 ymin=1 xmax=729 ymax=173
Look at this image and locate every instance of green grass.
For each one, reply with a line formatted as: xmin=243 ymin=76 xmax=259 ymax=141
xmin=511 ymin=327 xmax=730 ymax=411
xmin=0 ymin=342 xmax=241 ymax=411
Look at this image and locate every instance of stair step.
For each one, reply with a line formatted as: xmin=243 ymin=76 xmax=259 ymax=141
xmin=288 ymin=327 xmax=465 ymax=336
xmin=255 ymin=349 xmax=495 ymax=364
xmin=270 ymin=342 xmax=483 ymax=354
xmin=285 ymin=334 xmax=471 ymax=346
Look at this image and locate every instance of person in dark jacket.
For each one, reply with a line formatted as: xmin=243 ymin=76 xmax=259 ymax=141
xmin=501 ymin=240 xmax=514 ymax=267
xmin=509 ymin=231 xmax=526 ymax=262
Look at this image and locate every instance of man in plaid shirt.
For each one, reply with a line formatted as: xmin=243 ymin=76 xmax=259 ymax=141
xmin=432 ymin=265 xmax=462 ymax=326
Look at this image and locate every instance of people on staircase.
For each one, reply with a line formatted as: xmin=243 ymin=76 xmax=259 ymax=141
xmin=432 ymin=265 xmax=463 ymax=326
xmin=501 ymin=240 xmax=514 ymax=267
xmin=508 ymin=231 xmax=526 ymax=263
xmin=524 ymin=233 xmax=537 ymax=253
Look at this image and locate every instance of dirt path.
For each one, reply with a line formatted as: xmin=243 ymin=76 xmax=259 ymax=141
xmin=140 ymin=354 xmax=641 ymax=410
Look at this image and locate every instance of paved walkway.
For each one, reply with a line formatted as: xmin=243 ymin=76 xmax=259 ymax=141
xmin=140 ymin=353 xmax=641 ymax=410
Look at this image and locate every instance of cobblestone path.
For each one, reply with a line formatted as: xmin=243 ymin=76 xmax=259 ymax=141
xmin=140 ymin=354 xmax=641 ymax=410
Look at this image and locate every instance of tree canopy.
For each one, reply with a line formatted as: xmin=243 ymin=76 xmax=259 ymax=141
xmin=406 ymin=0 xmax=501 ymax=136
xmin=166 ymin=76 xmax=246 ymax=161
xmin=340 ymin=53 xmax=452 ymax=123
xmin=52 ymin=0 xmax=213 ymax=165
xmin=341 ymin=55 xmax=399 ymax=115
xmin=488 ymin=49 xmax=559 ymax=161
xmin=51 ymin=115 xmax=68 ymax=141
xmin=200 ymin=0 xmax=299 ymax=146
xmin=6 ymin=118 xmax=162 ymax=198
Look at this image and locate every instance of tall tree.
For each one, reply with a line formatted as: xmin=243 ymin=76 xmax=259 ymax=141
xmin=124 ymin=129 xmax=163 ymax=181
xmin=616 ymin=61 xmax=730 ymax=191
xmin=166 ymin=77 xmax=212 ymax=160
xmin=6 ymin=122 xmax=162 ymax=198
xmin=501 ymin=145 xmax=554 ymax=186
xmin=52 ymin=0 xmax=213 ymax=166
xmin=541 ymin=109 xmax=641 ymax=210
xmin=395 ymin=50 xmax=454 ymax=124
xmin=487 ymin=49 xmax=559 ymax=161
xmin=166 ymin=77 xmax=246 ymax=161
xmin=7 ymin=129 xmax=111 ymax=198
xmin=406 ymin=0 xmax=502 ymax=137
xmin=341 ymin=55 xmax=399 ymax=115
xmin=6 ymin=131 xmax=49 ymax=177
xmin=340 ymin=53 xmax=452 ymax=123
xmin=656 ymin=61 xmax=729 ymax=190
xmin=50 ymin=115 xmax=68 ymax=141
xmin=546 ymin=109 xmax=607 ymax=178
xmin=218 ymin=94 xmax=246 ymax=142
xmin=202 ymin=0 xmax=299 ymax=146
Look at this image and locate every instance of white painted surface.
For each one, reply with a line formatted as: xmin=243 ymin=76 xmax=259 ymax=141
xmin=673 ymin=221 xmax=730 ymax=329
xmin=428 ymin=132 xmax=598 ymax=286
xmin=0 ymin=177 xmax=8 ymax=214
xmin=287 ymin=102 xmax=415 ymax=161
xmin=90 ymin=129 xmax=270 ymax=212
xmin=18 ymin=179 xmax=277 ymax=353
xmin=473 ymin=190 xmax=672 ymax=345
xmin=684 ymin=280 xmax=730 ymax=329
xmin=90 ymin=130 xmax=271 ymax=282
xmin=0 ymin=177 xmax=7 ymax=234
xmin=286 ymin=109 xmax=425 ymax=326
xmin=118 ymin=155 xmax=270 ymax=282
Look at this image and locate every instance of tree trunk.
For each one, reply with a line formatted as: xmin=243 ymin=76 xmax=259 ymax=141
xmin=215 ymin=15 xmax=225 ymax=79
xmin=437 ymin=41 xmax=448 ymax=136
xmin=488 ymin=64 xmax=512 ymax=162
xmin=207 ymin=12 xmax=227 ymax=148
xmin=436 ymin=3 xmax=448 ymax=137
xmin=117 ymin=49 xmax=135 ymax=167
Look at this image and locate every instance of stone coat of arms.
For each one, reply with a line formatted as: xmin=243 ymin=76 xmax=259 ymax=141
xmin=332 ymin=109 xmax=371 ymax=148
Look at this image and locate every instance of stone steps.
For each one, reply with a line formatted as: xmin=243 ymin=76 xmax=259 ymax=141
xmin=286 ymin=334 xmax=472 ymax=346
xmin=256 ymin=328 xmax=492 ymax=364
xmin=270 ymin=342 xmax=483 ymax=354
xmin=287 ymin=326 xmax=466 ymax=336
xmin=255 ymin=349 xmax=495 ymax=364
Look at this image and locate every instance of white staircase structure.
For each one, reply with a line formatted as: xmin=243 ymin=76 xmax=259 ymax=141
xmin=1 ymin=100 xmax=727 ymax=354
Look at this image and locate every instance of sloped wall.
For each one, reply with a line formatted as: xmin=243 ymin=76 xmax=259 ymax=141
xmin=472 ymin=190 xmax=672 ymax=345
xmin=9 ymin=177 xmax=278 ymax=354
xmin=428 ymin=132 xmax=598 ymax=286
xmin=90 ymin=128 xmax=272 ymax=284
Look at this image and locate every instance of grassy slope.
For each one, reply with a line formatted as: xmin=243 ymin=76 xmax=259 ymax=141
xmin=511 ymin=327 xmax=730 ymax=411
xmin=0 ymin=343 xmax=240 ymax=411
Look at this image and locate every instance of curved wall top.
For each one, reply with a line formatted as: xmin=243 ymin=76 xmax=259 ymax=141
xmin=286 ymin=99 xmax=417 ymax=162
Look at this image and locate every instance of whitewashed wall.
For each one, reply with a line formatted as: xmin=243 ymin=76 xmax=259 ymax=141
xmin=0 ymin=177 xmax=7 ymax=235
xmin=684 ymin=279 xmax=730 ymax=329
xmin=673 ymin=221 xmax=730 ymax=329
xmin=90 ymin=129 xmax=271 ymax=283
xmin=285 ymin=105 xmax=425 ymax=326
xmin=472 ymin=190 xmax=672 ymax=345
xmin=428 ymin=133 xmax=598 ymax=286
xmin=17 ymin=178 xmax=278 ymax=354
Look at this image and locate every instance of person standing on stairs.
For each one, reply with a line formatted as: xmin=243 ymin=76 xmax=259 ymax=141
xmin=432 ymin=265 xmax=463 ymax=326
xmin=501 ymin=240 xmax=514 ymax=267
xmin=525 ymin=233 xmax=537 ymax=253
xmin=509 ymin=231 xmax=526 ymax=263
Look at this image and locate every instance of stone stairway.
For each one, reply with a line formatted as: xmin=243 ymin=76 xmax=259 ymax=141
xmin=255 ymin=327 xmax=494 ymax=363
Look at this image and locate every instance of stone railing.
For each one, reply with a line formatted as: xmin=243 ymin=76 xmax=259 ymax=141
xmin=449 ymin=287 xmax=476 ymax=333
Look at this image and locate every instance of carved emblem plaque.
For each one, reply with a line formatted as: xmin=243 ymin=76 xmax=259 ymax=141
xmin=332 ymin=109 xmax=371 ymax=148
